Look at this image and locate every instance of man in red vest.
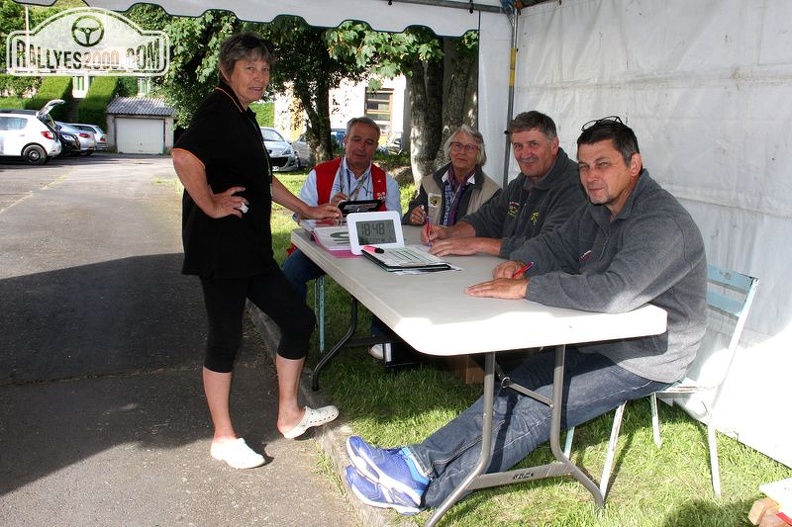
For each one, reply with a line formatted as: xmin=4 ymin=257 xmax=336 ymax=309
xmin=282 ymin=117 xmax=402 ymax=301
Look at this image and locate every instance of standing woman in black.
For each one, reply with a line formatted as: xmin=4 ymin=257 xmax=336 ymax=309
xmin=172 ymin=33 xmax=340 ymax=469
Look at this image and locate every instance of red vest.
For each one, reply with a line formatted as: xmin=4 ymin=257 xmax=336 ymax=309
xmin=314 ymin=157 xmax=388 ymax=209
xmin=286 ymin=158 xmax=389 ymax=255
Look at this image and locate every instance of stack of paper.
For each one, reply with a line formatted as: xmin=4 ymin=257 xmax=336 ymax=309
xmin=311 ymin=225 xmax=351 ymax=252
xmin=362 ymin=245 xmax=452 ymax=272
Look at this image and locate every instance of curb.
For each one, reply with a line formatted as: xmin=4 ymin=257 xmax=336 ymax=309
xmin=248 ymin=304 xmax=419 ymax=527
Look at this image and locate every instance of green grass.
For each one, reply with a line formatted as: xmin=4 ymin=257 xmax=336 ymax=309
xmin=271 ymin=171 xmax=792 ymax=527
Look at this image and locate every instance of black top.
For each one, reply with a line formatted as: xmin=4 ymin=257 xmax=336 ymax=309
xmin=175 ymin=80 xmax=274 ymax=278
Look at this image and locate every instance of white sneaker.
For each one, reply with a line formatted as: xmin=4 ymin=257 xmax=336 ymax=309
xmin=210 ymin=438 xmax=265 ymax=469
xmin=369 ymin=344 xmax=384 ymax=360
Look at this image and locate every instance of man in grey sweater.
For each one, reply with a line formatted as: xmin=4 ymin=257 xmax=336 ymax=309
xmin=343 ymin=116 xmax=708 ymax=514
xmin=424 ymin=111 xmax=586 ymax=257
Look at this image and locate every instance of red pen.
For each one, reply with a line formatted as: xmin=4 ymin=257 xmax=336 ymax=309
xmin=512 ymin=261 xmax=534 ymax=278
xmin=424 ymin=207 xmax=432 ymax=246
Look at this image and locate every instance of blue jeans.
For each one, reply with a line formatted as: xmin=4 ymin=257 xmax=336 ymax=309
xmin=408 ymin=347 xmax=668 ymax=508
xmin=281 ymin=248 xmax=324 ymax=301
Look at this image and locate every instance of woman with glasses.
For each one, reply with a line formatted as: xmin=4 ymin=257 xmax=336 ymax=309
xmin=172 ymin=32 xmax=340 ymax=470
xmin=403 ymin=124 xmax=501 ymax=227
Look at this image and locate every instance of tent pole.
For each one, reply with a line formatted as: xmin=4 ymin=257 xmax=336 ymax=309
xmin=502 ymin=8 xmax=519 ymax=188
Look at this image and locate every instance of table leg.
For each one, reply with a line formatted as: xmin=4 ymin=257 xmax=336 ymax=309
xmin=311 ymin=297 xmax=359 ymax=391
xmin=425 ymin=345 xmax=604 ymax=525
xmin=425 ymin=352 xmax=497 ymax=527
xmin=548 ymin=345 xmax=604 ymax=507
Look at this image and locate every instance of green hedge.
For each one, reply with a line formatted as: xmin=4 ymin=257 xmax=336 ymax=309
xmin=78 ymin=77 xmax=119 ymax=127
xmin=24 ymin=76 xmax=72 ymax=121
xmin=0 ymin=97 xmax=26 ymax=109
xmin=0 ymin=75 xmax=41 ymax=98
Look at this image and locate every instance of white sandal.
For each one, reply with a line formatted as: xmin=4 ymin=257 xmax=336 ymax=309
xmin=282 ymin=405 xmax=339 ymax=439
xmin=210 ymin=438 xmax=265 ymax=469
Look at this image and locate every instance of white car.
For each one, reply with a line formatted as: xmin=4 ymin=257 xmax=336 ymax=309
xmin=260 ymin=127 xmax=299 ymax=172
xmin=70 ymin=123 xmax=108 ymax=150
xmin=0 ymin=99 xmax=64 ymax=164
xmin=56 ymin=122 xmax=96 ymax=156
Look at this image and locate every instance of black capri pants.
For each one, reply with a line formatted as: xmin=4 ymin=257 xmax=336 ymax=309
xmin=200 ymin=266 xmax=316 ymax=373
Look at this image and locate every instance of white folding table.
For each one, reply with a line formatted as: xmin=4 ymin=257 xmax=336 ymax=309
xmin=291 ymin=226 xmax=667 ymax=525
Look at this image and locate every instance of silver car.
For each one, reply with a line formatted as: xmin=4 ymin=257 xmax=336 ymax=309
xmin=71 ymin=123 xmax=108 ymax=151
xmin=260 ymin=127 xmax=299 ymax=172
xmin=291 ymin=128 xmax=346 ymax=168
xmin=56 ymin=122 xmax=96 ymax=156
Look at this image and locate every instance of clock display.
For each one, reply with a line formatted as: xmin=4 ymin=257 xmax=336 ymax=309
xmin=356 ymin=219 xmax=397 ymax=245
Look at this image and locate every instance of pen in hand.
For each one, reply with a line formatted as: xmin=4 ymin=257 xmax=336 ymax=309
xmin=423 ymin=206 xmax=432 ymax=246
xmin=512 ymin=261 xmax=534 ymax=279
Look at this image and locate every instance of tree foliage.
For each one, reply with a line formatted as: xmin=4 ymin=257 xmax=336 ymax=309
xmin=258 ymin=16 xmax=367 ymax=163
xmin=326 ymin=22 xmax=479 ymax=183
xmin=126 ymin=9 xmax=364 ymax=163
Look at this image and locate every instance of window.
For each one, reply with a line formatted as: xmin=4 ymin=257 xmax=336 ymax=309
xmin=365 ymin=89 xmax=393 ymax=136
xmin=0 ymin=116 xmax=27 ymax=131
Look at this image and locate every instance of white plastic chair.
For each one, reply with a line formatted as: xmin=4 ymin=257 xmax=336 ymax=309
xmin=563 ymin=263 xmax=759 ymax=498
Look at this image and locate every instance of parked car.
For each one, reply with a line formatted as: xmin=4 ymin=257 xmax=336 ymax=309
xmin=0 ymin=99 xmax=64 ymax=164
xmin=57 ymin=129 xmax=82 ymax=157
xmin=70 ymin=123 xmax=108 ymax=150
xmin=56 ymin=122 xmax=96 ymax=156
xmin=292 ymin=127 xmax=348 ymax=167
xmin=259 ymin=127 xmax=299 ymax=172
xmin=330 ymin=127 xmax=346 ymax=150
xmin=291 ymin=133 xmax=315 ymax=168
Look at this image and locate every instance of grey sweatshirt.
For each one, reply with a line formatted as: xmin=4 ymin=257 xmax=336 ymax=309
xmin=510 ymin=171 xmax=707 ymax=383
xmin=461 ymin=148 xmax=586 ymax=253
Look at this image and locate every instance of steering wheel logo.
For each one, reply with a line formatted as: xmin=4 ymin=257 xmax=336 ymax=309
xmin=71 ymin=15 xmax=105 ymax=47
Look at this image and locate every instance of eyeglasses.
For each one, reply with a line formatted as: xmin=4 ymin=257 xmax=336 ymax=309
xmin=450 ymin=142 xmax=480 ymax=153
xmin=581 ymin=115 xmax=623 ymax=131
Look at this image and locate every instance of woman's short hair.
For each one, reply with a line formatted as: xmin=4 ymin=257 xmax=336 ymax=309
xmin=218 ymin=32 xmax=275 ymax=80
xmin=442 ymin=124 xmax=487 ymax=167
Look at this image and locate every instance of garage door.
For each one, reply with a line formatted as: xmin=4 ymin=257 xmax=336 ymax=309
xmin=116 ymin=118 xmax=164 ymax=154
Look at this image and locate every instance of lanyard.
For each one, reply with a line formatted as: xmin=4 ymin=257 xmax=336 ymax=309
xmin=347 ymin=170 xmax=369 ymax=200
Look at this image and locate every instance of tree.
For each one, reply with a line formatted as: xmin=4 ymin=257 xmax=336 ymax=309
xmin=128 ymin=10 xmax=365 ymax=164
xmin=327 ymin=23 xmax=479 ymax=185
xmin=258 ymin=16 xmax=367 ymax=163
xmin=126 ymin=7 xmax=243 ymax=128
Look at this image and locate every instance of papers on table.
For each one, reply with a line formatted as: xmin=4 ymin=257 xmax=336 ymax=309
xmin=310 ymin=225 xmax=351 ymax=252
xmin=361 ymin=244 xmax=456 ymax=273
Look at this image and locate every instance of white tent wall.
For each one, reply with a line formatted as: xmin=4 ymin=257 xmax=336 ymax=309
xmin=476 ymin=12 xmax=513 ymax=185
xmin=511 ymin=0 xmax=791 ymax=467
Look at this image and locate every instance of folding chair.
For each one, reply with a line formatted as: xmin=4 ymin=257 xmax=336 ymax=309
xmin=563 ymin=263 xmax=759 ymax=498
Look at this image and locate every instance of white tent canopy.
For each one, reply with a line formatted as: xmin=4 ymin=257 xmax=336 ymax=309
xmin=14 ymin=0 xmax=790 ymax=468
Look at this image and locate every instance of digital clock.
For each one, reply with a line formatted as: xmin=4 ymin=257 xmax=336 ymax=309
xmin=346 ymin=210 xmax=405 ymax=255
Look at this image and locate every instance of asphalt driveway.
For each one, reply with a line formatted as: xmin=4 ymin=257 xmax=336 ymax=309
xmin=0 ymin=154 xmax=361 ymax=526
